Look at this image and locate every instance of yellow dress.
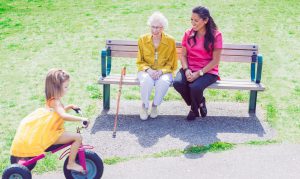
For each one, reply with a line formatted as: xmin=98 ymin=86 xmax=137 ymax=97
xmin=10 ymin=108 xmax=65 ymax=157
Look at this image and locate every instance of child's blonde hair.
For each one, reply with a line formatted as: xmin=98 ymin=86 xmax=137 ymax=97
xmin=45 ymin=69 xmax=70 ymax=101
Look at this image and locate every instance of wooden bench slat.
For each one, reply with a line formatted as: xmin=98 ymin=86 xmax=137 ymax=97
xmin=106 ymin=39 xmax=259 ymax=63
xmin=106 ymin=40 xmax=258 ymax=50
xmin=106 ymin=45 xmax=137 ymax=51
xmin=106 ymin=40 xmax=138 ymax=46
xmin=100 ymin=75 xmax=253 ymax=82
xmin=222 ymin=44 xmax=258 ymax=50
xmin=221 ymin=49 xmax=257 ymax=56
xmin=101 ymin=78 xmax=259 ymax=86
xmin=99 ymin=75 xmax=257 ymax=83
xmin=110 ymin=51 xmax=254 ymax=63
xmin=210 ymin=83 xmax=264 ymax=90
xmin=110 ymin=51 xmax=137 ymax=58
xmin=101 ymin=75 xmax=137 ymax=80
xmin=220 ymin=56 xmax=253 ymax=63
xmin=98 ymin=75 xmax=265 ymax=91
xmin=107 ymin=45 xmax=257 ymax=56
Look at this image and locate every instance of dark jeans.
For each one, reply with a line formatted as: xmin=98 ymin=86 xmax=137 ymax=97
xmin=173 ymin=68 xmax=218 ymax=115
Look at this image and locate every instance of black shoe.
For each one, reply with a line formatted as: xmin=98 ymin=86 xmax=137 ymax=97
xmin=199 ymin=97 xmax=207 ymax=118
xmin=186 ymin=110 xmax=199 ymax=121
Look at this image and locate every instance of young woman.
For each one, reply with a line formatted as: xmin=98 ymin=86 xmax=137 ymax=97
xmin=173 ymin=6 xmax=223 ymax=121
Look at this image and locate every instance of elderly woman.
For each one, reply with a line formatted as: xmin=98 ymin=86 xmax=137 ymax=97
xmin=136 ymin=12 xmax=178 ymax=120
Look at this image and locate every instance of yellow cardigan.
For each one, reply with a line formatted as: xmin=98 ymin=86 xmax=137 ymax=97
xmin=136 ymin=32 xmax=178 ymax=74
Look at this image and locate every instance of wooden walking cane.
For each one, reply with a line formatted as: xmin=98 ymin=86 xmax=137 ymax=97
xmin=112 ymin=67 xmax=126 ymax=138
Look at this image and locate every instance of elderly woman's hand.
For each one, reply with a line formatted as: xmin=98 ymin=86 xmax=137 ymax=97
xmin=146 ymin=69 xmax=162 ymax=80
xmin=153 ymin=70 xmax=163 ymax=80
xmin=146 ymin=68 xmax=156 ymax=79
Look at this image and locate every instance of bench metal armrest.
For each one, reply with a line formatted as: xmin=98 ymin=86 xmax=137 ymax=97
xmin=256 ymin=54 xmax=263 ymax=84
xmin=100 ymin=48 xmax=112 ymax=77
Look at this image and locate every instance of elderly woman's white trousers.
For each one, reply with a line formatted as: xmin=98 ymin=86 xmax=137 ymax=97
xmin=137 ymin=71 xmax=173 ymax=108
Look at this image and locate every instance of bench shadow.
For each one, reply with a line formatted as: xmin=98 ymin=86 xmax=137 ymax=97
xmin=92 ymin=111 xmax=267 ymax=149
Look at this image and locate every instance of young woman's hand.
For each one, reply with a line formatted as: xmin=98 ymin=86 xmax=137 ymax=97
xmin=187 ymin=71 xmax=199 ymax=82
xmin=185 ymin=69 xmax=192 ymax=79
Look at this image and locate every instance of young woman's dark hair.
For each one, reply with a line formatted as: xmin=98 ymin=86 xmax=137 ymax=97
xmin=188 ymin=6 xmax=217 ymax=52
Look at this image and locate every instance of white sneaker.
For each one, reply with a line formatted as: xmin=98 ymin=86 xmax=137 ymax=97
xmin=150 ymin=106 xmax=158 ymax=118
xmin=140 ymin=106 xmax=148 ymax=120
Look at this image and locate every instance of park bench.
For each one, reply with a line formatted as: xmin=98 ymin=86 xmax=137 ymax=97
xmin=99 ymin=40 xmax=265 ymax=113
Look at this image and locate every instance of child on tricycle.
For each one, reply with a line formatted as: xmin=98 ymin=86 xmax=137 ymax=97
xmin=3 ymin=69 xmax=103 ymax=179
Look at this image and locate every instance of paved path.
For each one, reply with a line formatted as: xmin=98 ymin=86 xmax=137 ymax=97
xmin=36 ymin=144 xmax=300 ymax=179
xmin=34 ymin=101 xmax=290 ymax=179
xmin=102 ymin=143 xmax=300 ymax=179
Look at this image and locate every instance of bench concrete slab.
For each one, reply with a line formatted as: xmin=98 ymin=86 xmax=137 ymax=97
xmin=85 ymin=100 xmax=275 ymax=158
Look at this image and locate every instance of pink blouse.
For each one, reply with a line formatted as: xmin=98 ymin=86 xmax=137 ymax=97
xmin=182 ymin=28 xmax=223 ymax=76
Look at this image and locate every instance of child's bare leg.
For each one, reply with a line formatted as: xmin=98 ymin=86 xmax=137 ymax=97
xmin=54 ymin=132 xmax=83 ymax=172
xmin=67 ymin=134 xmax=83 ymax=172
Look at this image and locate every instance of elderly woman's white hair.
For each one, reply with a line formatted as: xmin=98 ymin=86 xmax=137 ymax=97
xmin=147 ymin=12 xmax=168 ymax=29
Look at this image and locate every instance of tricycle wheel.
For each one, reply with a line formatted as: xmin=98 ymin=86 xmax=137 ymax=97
xmin=2 ymin=164 xmax=32 ymax=179
xmin=10 ymin=156 xmax=36 ymax=171
xmin=63 ymin=150 xmax=104 ymax=179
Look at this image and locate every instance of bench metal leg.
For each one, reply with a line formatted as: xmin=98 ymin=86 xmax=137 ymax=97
xmin=103 ymin=84 xmax=110 ymax=110
xmin=249 ymin=90 xmax=257 ymax=113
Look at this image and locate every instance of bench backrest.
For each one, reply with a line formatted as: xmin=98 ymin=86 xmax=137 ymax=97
xmin=105 ymin=40 xmax=259 ymax=63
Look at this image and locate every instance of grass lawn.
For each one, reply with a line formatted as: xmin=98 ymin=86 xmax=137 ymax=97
xmin=1 ymin=0 xmax=299 ymax=174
